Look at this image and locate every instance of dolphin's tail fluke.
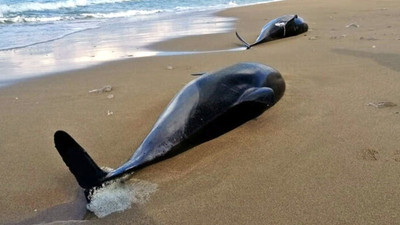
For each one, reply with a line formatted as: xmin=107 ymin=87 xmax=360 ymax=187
xmin=235 ymin=31 xmax=252 ymax=49
xmin=54 ymin=130 xmax=108 ymax=191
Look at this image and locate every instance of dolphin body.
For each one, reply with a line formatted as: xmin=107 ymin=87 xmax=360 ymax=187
xmin=54 ymin=62 xmax=286 ymax=199
xmin=236 ymin=15 xmax=308 ymax=49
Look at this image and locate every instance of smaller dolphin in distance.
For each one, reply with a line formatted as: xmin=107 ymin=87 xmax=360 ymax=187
xmin=236 ymin=14 xmax=308 ymax=49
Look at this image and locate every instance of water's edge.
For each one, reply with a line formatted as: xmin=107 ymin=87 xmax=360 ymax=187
xmin=0 ymin=1 xmax=280 ymax=88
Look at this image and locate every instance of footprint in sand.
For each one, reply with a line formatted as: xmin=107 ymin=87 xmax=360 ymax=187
xmin=358 ymin=149 xmax=400 ymax=162
xmin=359 ymin=148 xmax=379 ymax=161
xmin=393 ymin=150 xmax=400 ymax=162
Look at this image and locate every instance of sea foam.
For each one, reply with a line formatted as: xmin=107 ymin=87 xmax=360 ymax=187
xmin=81 ymin=9 xmax=163 ymax=19
xmin=86 ymin=178 xmax=158 ymax=218
xmin=0 ymin=0 xmax=136 ymax=14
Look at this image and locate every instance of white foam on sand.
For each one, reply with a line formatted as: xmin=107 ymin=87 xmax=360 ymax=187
xmin=86 ymin=177 xmax=158 ymax=218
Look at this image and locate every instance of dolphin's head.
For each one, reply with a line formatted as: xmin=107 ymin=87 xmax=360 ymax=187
xmin=286 ymin=15 xmax=308 ymax=36
xmin=296 ymin=18 xmax=308 ymax=33
xmin=265 ymin=71 xmax=285 ymax=103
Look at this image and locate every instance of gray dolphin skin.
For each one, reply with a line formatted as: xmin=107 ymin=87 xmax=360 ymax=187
xmin=236 ymin=14 xmax=308 ymax=49
xmin=54 ymin=62 xmax=285 ymax=199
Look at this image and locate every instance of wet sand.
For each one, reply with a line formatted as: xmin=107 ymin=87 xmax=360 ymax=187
xmin=2 ymin=0 xmax=400 ymax=224
xmin=0 ymin=11 xmax=236 ymax=84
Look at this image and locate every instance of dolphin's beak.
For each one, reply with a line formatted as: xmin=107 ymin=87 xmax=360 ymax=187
xmin=303 ymin=23 xmax=309 ymax=32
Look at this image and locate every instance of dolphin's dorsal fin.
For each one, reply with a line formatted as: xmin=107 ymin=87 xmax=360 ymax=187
xmin=236 ymin=87 xmax=275 ymax=105
xmin=287 ymin=14 xmax=297 ymax=23
xmin=275 ymin=15 xmax=297 ymax=27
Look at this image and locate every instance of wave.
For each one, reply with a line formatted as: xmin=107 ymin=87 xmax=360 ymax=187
xmin=172 ymin=1 xmax=267 ymax=13
xmin=0 ymin=9 xmax=164 ymax=24
xmin=0 ymin=15 xmax=69 ymax=24
xmin=0 ymin=0 xmax=277 ymax=24
xmin=82 ymin=9 xmax=164 ymax=19
xmin=0 ymin=0 xmax=137 ymax=14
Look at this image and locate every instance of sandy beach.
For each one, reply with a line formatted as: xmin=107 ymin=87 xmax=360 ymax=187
xmin=2 ymin=0 xmax=400 ymax=224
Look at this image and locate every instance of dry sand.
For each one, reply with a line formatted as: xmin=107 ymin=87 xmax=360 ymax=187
xmin=1 ymin=0 xmax=400 ymax=224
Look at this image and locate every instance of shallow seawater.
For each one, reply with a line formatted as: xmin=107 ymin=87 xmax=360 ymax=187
xmin=0 ymin=11 xmax=237 ymax=84
xmin=0 ymin=0 xmax=278 ymax=86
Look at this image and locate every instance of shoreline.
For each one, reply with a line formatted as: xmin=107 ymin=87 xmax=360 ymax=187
xmin=2 ymin=0 xmax=400 ymax=224
xmin=0 ymin=0 xmax=285 ymax=89
xmin=0 ymin=0 xmax=282 ymax=88
xmin=0 ymin=8 xmax=237 ymax=86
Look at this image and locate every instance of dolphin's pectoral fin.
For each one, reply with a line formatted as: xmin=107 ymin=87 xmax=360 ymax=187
xmin=191 ymin=72 xmax=207 ymax=76
xmin=54 ymin=130 xmax=108 ymax=190
xmin=237 ymin=87 xmax=275 ymax=106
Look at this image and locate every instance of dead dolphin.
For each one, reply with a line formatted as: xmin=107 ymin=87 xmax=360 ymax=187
xmin=54 ymin=62 xmax=285 ymax=199
xmin=236 ymin=14 xmax=308 ymax=49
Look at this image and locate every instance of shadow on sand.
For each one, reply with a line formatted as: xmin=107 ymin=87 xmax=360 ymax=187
xmin=332 ymin=48 xmax=400 ymax=72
